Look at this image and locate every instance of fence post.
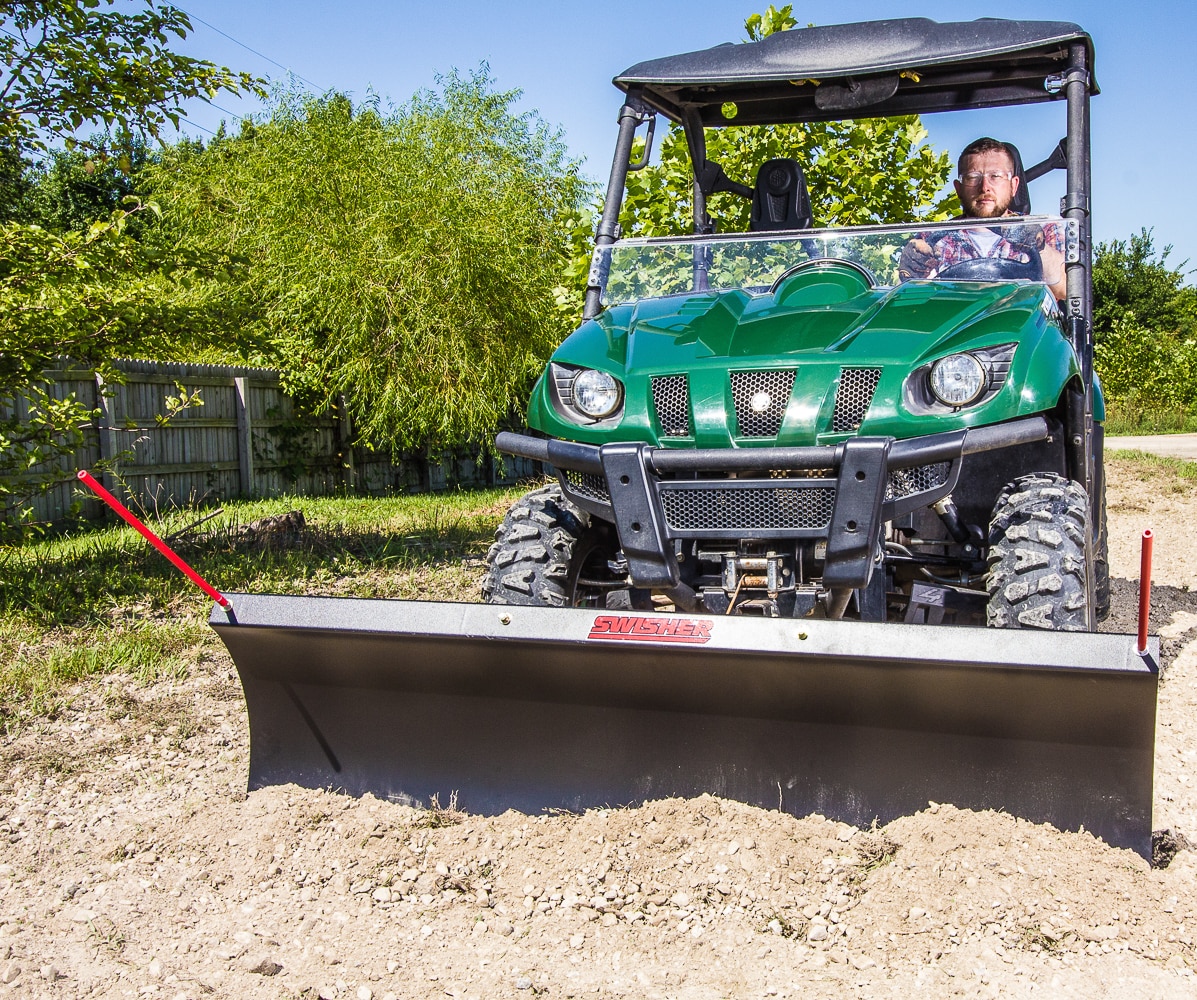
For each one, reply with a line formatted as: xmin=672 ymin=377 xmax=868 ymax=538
xmin=337 ymin=395 xmax=356 ymax=492
xmin=93 ymin=373 xmax=121 ymax=497
xmin=234 ymin=377 xmax=255 ymax=497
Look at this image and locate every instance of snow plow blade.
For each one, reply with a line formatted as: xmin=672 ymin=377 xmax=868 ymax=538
xmin=210 ymin=595 xmax=1159 ymax=856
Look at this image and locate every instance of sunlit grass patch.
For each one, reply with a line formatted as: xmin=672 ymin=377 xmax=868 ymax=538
xmin=0 ymin=619 xmax=212 ymax=729
xmin=0 ymin=484 xmax=530 ymax=731
xmin=1106 ymin=451 xmax=1197 ymax=492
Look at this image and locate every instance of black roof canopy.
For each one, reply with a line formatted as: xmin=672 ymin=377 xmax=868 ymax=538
xmin=614 ymin=18 xmax=1096 ymax=126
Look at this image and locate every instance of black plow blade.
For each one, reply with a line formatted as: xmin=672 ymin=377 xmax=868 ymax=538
xmin=210 ymin=595 xmax=1158 ymax=857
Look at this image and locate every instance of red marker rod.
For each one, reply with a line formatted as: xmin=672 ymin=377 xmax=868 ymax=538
xmin=76 ymin=470 xmax=233 ymax=613
xmin=1138 ymin=528 xmax=1153 ymax=654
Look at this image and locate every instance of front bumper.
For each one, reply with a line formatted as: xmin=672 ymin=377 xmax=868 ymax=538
xmin=496 ymin=416 xmax=1050 ymax=590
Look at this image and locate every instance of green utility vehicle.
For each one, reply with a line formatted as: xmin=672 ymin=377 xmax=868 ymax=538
xmin=490 ymin=17 xmax=1108 ymax=630
xmin=206 ymin=17 xmax=1159 ymax=858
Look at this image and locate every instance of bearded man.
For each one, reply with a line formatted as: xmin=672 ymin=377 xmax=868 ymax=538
xmin=899 ymin=137 xmax=1066 ymax=300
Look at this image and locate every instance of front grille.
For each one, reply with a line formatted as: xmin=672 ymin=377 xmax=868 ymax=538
xmin=886 ymin=462 xmax=951 ymax=501
xmin=831 ymin=368 xmax=882 ymax=432
xmin=564 ymin=470 xmax=610 ymax=504
xmin=660 ymin=485 xmax=836 ymax=531
xmin=651 ymin=375 xmax=690 ymax=437
xmin=730 ymin=370 xmax=795 ymax=437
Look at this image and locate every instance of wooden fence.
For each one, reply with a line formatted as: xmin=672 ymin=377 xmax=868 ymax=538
xmin=8 ymin=359 xmax=538 ymax=526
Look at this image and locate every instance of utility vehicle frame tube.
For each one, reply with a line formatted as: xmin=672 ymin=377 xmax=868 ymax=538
xmin=1064 ymin=40 xmax=1096 ymax=626
xmin=584 ymin=90 xmax=651 ymax=320
xmin=210 ymin=596 xmax=1158 ymax=858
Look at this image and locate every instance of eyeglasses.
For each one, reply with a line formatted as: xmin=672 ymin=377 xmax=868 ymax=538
xmin=959 ymin=170 xmax=1014 ymax=187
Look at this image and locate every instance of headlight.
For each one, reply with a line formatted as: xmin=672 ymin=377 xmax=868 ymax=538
xmin=929 ymin=354 xmax=986 ymax=407
xmin=571 ymin=369 xmax=623 ymax=419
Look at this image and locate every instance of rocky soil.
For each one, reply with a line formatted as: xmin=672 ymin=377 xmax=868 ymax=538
xmin=1 ymin=459 xmax=1195 ymax=999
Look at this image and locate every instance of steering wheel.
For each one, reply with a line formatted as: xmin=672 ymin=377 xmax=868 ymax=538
xmin=936 ymin=246 xmax=1043 ymax=283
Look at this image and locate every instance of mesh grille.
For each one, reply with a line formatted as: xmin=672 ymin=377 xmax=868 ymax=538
xmin=564 ymin=470 xmax=610 ymax=504
xmin=651 ymin=375 xmax=690 ymax=437
xmin=660 ymin=486 xmax=836 ymax=531
xmin=886 ymin=462 xmax=951 ymax=501
xmin=730 ymin=370 xmax=795 ymax=437
xmin=831 ymin=368 xmax=882 ymax=432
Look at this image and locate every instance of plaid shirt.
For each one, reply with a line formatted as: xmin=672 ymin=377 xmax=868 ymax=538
xmin=934 ymin=220 xmax=1064 ymax=269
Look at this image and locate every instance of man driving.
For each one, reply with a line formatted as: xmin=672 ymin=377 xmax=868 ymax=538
xmin=899 ymin=137 xmax=1066 ymax=300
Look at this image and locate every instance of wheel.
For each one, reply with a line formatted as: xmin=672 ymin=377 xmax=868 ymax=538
xmin=936 ymin=247 xmax=1042 ymax=283
xmin=985 ymin=473 xmax=1090 ymax=631
xmin=1094 ymin=483 xmax=1110 ymax=622
xmin=482 ymin=484 xmax=625 ymax=608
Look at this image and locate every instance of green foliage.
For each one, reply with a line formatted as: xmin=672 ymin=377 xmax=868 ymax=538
xmin=0 ymin=141 xmax=34 ymax=220
xmin=1103 ymin=402 xmax=1197 ymax=437
xmin=0 ymin=0 xmax=263 ymax=154
xmin=149 ymin=72 xmax=592 ymax=455
xmin=21 ymin=136 xmax=154 ymax=232
xmin=1092 ymin=229 xmax=1197 ymax=423
xmin=1093 ymin=229 xmax=1197 ymax=340
xmin=618 ymin=6 xmax=956 ymax=238
xmin=1093 ymin=315 xmax=1197 ymax=411
xmin=0 ymin=206 xmax=246 ymax=520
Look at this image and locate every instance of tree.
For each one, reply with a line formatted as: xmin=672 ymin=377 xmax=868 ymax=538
xmin=618 ymin=5 xmax=956 ymax=238
xmin=1090 ymin=229 xmax=1197 ymax=422
xmin=0 ymin=0 xmax=262 ymax=154
xmin=0 ymin=208 xmax=245 ymax=521
xmin=148 ymin=73 xmax=592 ymax=455
xmin=0 ymin=0 xmax=262 ymax=530
xmin=22 ymin=136 xmax=154 ymax=233
xmin=1092 ymin=229 xmax=1197 ymax=340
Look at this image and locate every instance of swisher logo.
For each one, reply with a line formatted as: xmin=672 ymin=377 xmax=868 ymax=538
xmin=588 ymin=615 xmax=713 ymax=643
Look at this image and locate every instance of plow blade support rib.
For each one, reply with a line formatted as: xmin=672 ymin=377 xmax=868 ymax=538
xmin=211 ymin=595 xmax=1158 ymax=857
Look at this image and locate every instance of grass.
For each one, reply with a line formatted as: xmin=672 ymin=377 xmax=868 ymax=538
xmin=1104 ymin=402 xmax=1197 ymax=436
xmin=1105 ymin=451 xmax=1197 ymax=492
xmin=0 ymin=484 xmax=531 ymax=731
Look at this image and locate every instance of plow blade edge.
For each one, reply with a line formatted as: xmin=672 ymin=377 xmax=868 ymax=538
xmin=210 ymin=595 xmax=1158 ymax=856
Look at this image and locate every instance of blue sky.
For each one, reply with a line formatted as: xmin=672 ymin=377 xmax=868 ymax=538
xmin=171 ymin=1 xmax=1194 ymax=270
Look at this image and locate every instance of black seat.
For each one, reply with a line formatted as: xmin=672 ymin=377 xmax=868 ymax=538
xmin=1002 ymin=142 xmax=1031 ymax=215
xmin=749 ymin=158 xmax=813 ymax=232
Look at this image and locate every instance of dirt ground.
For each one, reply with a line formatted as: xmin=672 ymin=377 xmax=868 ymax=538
xmin=2 ymin=459 xmax=1196 ymax=999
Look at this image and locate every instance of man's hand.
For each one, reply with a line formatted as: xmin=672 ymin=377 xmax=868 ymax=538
xmin=898 ymin=238 xmax=938 ymax=281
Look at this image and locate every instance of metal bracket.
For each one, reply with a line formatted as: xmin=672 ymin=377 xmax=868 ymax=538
xmin=1061 ymin=193 xmax=1089 ymax=215
xmin=586 ymin=246 xmax=611 ymax=290
xmin=1045 ymin=67 xmax=1090 ymax=94
xmin=1064 ymin=218 xmax=1081 ymax=264
xmin=600 ymin=443 xmax=679 ymax=588
xmin=822 ymin=438 xmax=890 ymax=590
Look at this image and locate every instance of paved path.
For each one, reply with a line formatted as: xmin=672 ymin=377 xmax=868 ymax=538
xmin=1106 ymin=434 xmax=1197 ymax=460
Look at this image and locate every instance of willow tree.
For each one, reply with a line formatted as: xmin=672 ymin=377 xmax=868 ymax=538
xmin=151 ymin=72 xmax=590 ymax=454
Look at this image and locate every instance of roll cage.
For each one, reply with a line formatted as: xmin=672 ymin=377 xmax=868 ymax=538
xmin=582 ymin=16 xmax=1097 ymax=510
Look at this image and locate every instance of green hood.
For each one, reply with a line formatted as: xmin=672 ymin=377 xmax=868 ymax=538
xmin=529 ymin=265 xmax=1080 ymax=449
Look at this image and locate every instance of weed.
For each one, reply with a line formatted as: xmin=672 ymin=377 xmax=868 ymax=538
xmin=844 ymin=824 xmax=900 ymax=895
xmin=1018 ymin=923 xmax=1065 ymax=953
xmin=854 ymin=826 xmax=900 ymax=873
xmin=87 ymin=915 xmax=126 ymax=954
xmin=417 ymin=791 xmax=465 ymax=829
xmin=761 ymin=913 xmax=806 ymax=939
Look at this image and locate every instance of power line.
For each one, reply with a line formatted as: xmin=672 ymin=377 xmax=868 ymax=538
xmin=171 ymin=4 xmax=324 ymax=92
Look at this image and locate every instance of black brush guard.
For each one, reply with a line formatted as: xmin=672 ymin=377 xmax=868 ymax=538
xmin=211 ymin=594 xmax=1158 ymax=857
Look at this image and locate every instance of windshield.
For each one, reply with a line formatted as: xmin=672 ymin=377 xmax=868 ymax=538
xmin=598 ymin=216 xmax=1069 ymax=305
